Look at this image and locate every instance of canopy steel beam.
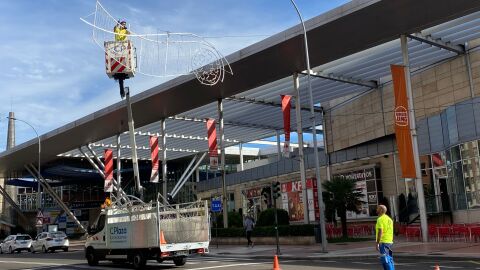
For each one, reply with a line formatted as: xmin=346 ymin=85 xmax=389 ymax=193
xmin=407 ymin=33 xmax=465 ymax=55
xmin=25 ymin=164 xmax=86 ymax=233
xmin=170 ymin=152 xmax=207 ymax=198
xmin=170 ymin=115 xmax=279 ymax=131
xmin=0 ymin=183 xmax=28 ymax=222
xmin=132 ymin=130 xmax=240 ymax=143
xmin=301 ymin=71 xmax=378 ymax=89
xmin=90 ymin=143 xmax=200 ymax=154
xmin=225 ymin=97 xmax=322 ymax=113
xmin=78 ymin=147 xmax=128 ymax=199
xmin=170 ymin=154 xmax=198 ymax=197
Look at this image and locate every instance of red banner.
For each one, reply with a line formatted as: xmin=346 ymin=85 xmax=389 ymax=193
xmin=391 ymin=65 xmax=416 ymax=178
xmin=104 ymin=149 xmax=114 ymax=192
xmin=281 ymin=95 xmax=292 ymax=157
xmin=150 ymin=136 xmax=159 ymax=183
xmin=206 ymin=118 xmax=219 ymax=168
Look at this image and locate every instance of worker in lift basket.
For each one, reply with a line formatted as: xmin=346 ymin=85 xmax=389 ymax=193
xmin=114 ymin=19 xmax=130 ymax=41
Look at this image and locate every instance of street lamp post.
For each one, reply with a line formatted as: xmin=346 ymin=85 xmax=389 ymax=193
xmin=288 ymin=0 xmax=328 ymax=252
xmin=7 ymin=117 xmax=41 ymax=210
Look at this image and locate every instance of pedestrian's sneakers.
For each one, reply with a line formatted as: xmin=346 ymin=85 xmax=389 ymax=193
xmin=251 ymin=242 xmax=254 ymax=248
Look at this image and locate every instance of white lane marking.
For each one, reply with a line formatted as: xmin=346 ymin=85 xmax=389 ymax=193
xmin=432 ymin=267 xmax=463 ymax=269
xmin=0 ymin=260 xmax=64 ymax=266
xmin=189 ymin=262 xmax=267 ymax=269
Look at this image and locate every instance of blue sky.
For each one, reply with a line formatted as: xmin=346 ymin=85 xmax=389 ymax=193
xmin=0 ymin=0 xmax=349 ymax=151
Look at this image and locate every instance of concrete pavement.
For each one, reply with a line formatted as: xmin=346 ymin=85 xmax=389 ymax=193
xmin=207 ymin=238 xmax=480 ymax=261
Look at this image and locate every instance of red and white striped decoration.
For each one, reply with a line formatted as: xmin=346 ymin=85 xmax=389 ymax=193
xmin=110 ymin=57 xmax=126 ymax=73
xmin=104 ymin=149 xmax=114 ymax=192
xmin=150 ymin=136 xmax=159 ymax=183
xmin=206 ymin=119 xmax=219 ymax=169
xmin=281 ymin=95 xmax=292 ymax=157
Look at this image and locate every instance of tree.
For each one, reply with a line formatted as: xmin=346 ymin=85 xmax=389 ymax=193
xmin=322 ymin=177 xmax=365 ymax=238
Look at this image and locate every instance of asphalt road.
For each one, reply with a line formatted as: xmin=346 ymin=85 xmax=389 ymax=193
xmin=1 ymin=249 xmax=480 ymax=270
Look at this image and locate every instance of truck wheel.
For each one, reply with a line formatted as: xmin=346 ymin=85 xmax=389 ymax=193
xmin=132 ymin=252 xmax=146 ymax=269
xmin=173 ymin=257 xmax=187 ymax=266
xmin=86 ymin=249 xmax=99 ymax=266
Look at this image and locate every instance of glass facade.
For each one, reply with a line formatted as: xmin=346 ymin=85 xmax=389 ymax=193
xmin=421 ymin=140 xmax=480 ymax=212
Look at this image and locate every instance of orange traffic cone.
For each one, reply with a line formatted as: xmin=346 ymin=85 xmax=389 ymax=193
xmin=434 ymin=265 xmax=440 ymax=270
xmin=160 ymin=230 xmax=167 ymax=245
xmin=273 ymin=255 xmax=281 ymax=270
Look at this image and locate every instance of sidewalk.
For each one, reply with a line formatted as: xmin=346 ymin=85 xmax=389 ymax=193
xmin=206 ymin=239 xmax=480 ymax=260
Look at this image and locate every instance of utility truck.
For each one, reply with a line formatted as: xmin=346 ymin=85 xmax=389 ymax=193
xmin=85 ymin=197 xmax=210 ymax=269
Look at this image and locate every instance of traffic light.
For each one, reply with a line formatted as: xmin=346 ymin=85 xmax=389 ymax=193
xmin=272 ymin=181 xmax=281 ymax=199
xmin=261 ymin=187 xmax=272 ymax=207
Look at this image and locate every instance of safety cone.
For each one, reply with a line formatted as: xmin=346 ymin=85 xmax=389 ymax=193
xmin=160 ymin=230 xmax=167 ymax=245
xmin=273 ymin=255 xmax=281 ymax=270
xmin=434 ymin=265 xmax=440 ymax=270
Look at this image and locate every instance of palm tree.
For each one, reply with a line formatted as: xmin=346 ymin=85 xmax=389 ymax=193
xmin=322 ymin=177 xmax=365 ymax=238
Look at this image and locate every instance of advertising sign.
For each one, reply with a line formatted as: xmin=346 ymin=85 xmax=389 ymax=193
xmin=280 ymin=179 xmax=319 ymax=222
xmin=334 ymin=167 xmax=382 ymax=219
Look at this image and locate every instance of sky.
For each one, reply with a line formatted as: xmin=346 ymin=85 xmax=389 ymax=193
xmin=0 ymin=0 xmax=350 ymax=152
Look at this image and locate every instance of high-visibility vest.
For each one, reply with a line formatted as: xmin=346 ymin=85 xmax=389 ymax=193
xmin=114 ymin=26 xmax=129 ymax=41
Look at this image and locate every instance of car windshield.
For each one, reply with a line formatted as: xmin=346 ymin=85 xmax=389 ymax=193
xmin=51 ymin=232 xmax=66 ymax=238
xmin=16 ymin=235 xmax=31 ymax=240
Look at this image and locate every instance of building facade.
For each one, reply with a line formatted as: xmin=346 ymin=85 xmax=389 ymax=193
xmin=197 ymin=41 xmax=480 ymax=225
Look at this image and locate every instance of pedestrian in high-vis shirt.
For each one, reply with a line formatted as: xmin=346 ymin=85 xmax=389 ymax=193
xmin=376 ymin=204 xmax=395 ymax=270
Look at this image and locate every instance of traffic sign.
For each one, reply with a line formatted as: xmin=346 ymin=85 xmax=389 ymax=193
xmin=36 ymin=210 xmax=44 ymax=227
xmin=211 ymin=199 xmax=222 ymax=213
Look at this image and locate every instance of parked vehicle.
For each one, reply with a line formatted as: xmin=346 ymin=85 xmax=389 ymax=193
xmin=31 ymin=231 xmax=69 ymax=253
xmin=1 ymin=234 xmax=32 ymax=253
xmin=85 ymin=199 xmax=210 ymax=269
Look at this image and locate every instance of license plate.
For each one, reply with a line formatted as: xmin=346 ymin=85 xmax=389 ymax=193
xmin=55 ymin=239 xmax=62 ymax=242
xmin=176 ymin=250 xmax=188 ymax=256
xmin=21 ymin=241 xmax=26 ymax=244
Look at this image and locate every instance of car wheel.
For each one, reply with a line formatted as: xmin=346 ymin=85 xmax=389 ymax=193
xmin=86 ymin=248 xmax=99 ymax=266
xmin=42 ymin=245 xmax=47 ymax=253
xmin=9 ymin=247 xmax=13 ymax=254
xmin=132 ymin=252 xmax=146 ymax=270
xmin=30 ymin=246 xmax=35 ymax=253
xmin=173 ymin=257 xmax=187 ymax=266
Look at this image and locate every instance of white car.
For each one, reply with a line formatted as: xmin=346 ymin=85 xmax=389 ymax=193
xmin=1 ymin=234 xmax=33 ymax=253
xmin=31 ymin=232 xmax=69 ymax=253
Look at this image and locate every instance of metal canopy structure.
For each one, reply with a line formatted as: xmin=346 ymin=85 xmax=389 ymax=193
xmin=2 ymin=0 xmax=480 ymax=176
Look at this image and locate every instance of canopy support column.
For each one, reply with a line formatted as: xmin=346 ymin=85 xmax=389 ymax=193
xmin=161 ymin=119 xmax=167 ymax=203
xmin=218 ymin=98 xmax=228 ymax=228
xmin=293 ymin=73 xmax=310 ymax=225
xmin=401 ymin=34 xmax=428 ymax=242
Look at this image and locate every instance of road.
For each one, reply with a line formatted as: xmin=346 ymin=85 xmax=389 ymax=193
xmin=1 ymin=249 xmax=480 ymax=270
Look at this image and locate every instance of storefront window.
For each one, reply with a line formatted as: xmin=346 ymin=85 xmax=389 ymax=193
xmin=451 ymin=161 xmax=467 ymax=210
xmin=449 ymin=145 xmax=461 ymax=163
